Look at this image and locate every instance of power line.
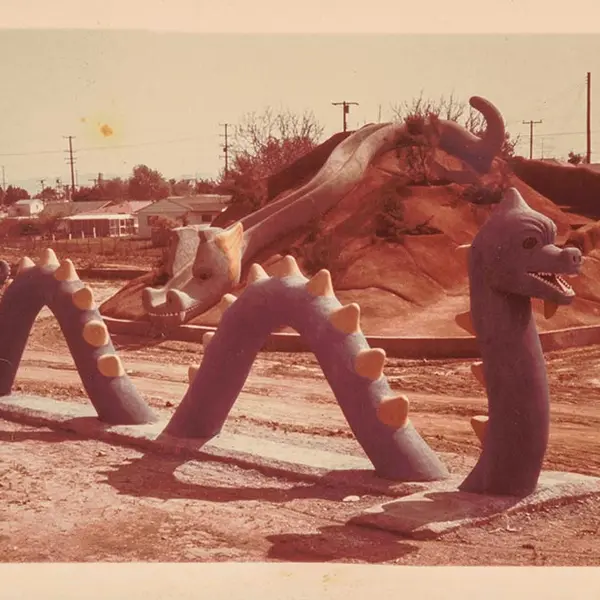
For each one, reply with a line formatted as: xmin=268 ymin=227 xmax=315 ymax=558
xmin=524 ymin=129 xmax=600 ymax=138
xmin=63 ymin=136 xmax=76 ymax=199
xmin=522 ymin=119 xmax=543 ymax=159
xmin=332 ymin=101 xmax=359 ymax=132
xmin=219 ymin=123 xmax=231 ymax=177
xmin=0 ymin=134 xmax=208 ymax=158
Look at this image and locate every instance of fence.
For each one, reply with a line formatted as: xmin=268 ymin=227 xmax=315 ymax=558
xmin=1 ymin=235 xmax=164 ymax=266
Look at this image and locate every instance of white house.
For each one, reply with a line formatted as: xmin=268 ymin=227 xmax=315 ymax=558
xmin=8 ymin=198 xmax=45 ymax=218
xmin=136 ymin=195 xmax=231 ymax=239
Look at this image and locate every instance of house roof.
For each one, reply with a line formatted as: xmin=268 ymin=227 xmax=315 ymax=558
xmin=14 ymin=199 xmax=43 ymax=206
xmin=137 ymin=195 xmax=231 ymax=215
xmin=174 ymin=195 xmax=231 ymax=212
xmin=63 ymin=213 xmax=134 ymax=221
xmin=41 ymin=200 xmax=112 ymax=218
xmin=88 ymin=200 xmax=153 ymax=215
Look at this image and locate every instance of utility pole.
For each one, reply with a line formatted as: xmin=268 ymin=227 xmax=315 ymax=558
xmin=332 ymin=101 xmax=359 ymax=132
xmin=587 ymin=71 xmax=592 ymax=164
xmin=522 ymin=119 xmax=542 ymax=159
xmin=1 ymin=165 xmax=5 ymax=191
xmin=219 ymin=123 xmax=231 ymax=178
xmin=63 ymin=135 xmax=76 ymax=200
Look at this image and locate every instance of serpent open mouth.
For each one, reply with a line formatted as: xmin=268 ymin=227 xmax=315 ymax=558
xmin=528 ymin=271 xmax=575 ymax=297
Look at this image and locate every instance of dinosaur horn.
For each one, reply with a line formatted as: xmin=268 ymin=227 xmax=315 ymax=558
xmin=437 ymin=96 xmax=506 ymax=174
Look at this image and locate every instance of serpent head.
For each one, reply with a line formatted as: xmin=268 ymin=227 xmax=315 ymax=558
xmin=471 ymin=188 xmax=582 ymax=310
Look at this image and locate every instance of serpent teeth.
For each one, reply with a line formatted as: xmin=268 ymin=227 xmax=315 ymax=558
xmin=529 ymin=272 xmax=574 ymax=296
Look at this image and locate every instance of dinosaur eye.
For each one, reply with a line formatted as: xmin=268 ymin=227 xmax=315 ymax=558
xmin=522 ymin=237 xmax=538 ymax=249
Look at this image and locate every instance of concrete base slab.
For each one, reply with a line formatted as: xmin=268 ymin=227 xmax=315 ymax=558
xmin=353 ymin=471 xmax=600 ymax=539
xmin=0 ymin=394 xmax=446 ymax=498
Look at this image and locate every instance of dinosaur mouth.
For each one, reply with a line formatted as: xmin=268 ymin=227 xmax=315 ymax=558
xmin=528 ymin=271 xmax=575 ymax=297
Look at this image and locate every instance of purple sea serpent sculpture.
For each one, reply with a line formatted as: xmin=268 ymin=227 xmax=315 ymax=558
xmin=0 ymin=251 xmax=157 ymax=425
xmin=0 ymin=251 xmax=449 ymax=482
xmin=456 ymin=188 xmax=582 ymax=496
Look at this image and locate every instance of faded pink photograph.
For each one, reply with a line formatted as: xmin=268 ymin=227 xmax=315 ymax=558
xmin=0 ymin=3 xmax=599 ymax=596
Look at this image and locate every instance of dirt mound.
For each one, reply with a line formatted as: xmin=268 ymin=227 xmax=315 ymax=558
xmin=100 ymin=145 xmax=600 ymax=336
xmin=511 ymin=156 xmax=600 ymax=221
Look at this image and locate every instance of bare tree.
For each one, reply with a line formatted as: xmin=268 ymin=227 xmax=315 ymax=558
xmin=232 ymin=107 xmax=324 ymax=155
xmin=391 ymin=92 xmax=484 ymax=133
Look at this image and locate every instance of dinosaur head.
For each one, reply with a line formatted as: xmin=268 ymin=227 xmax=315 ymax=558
xmin=471 ymin=188 xmax=582 ymax=311
xmin=142 ymin=222 xmax=244 ymax=326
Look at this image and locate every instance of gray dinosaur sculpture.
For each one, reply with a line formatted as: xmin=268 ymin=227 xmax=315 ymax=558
xmin=142 ymin=96 xmax=506 ymax=329
xmin=459 ymin=188 xmax=582 ymax=496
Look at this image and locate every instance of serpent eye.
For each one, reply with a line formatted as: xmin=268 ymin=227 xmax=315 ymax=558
xmin=195 ymin=268 xmax=212 ymax=281
xmin=522 ymin=237 xmax=538 ymax=250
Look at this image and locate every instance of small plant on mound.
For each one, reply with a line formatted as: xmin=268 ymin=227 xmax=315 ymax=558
xmin=461 ymin=183 xmax=505 ymax=205
xmin=375 ymin=184 xmax=441 ymax=242
xmin=461 ymin=162 xmax=513 ymax=206
xmin=292 ymin=219 xmax=345 ymax=282
xmin=394 ymin=114 xmax=437 ymax=185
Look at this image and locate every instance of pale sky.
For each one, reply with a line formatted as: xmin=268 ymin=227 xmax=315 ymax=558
xmin=1 ymin=2 xmax=600 ymax=193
